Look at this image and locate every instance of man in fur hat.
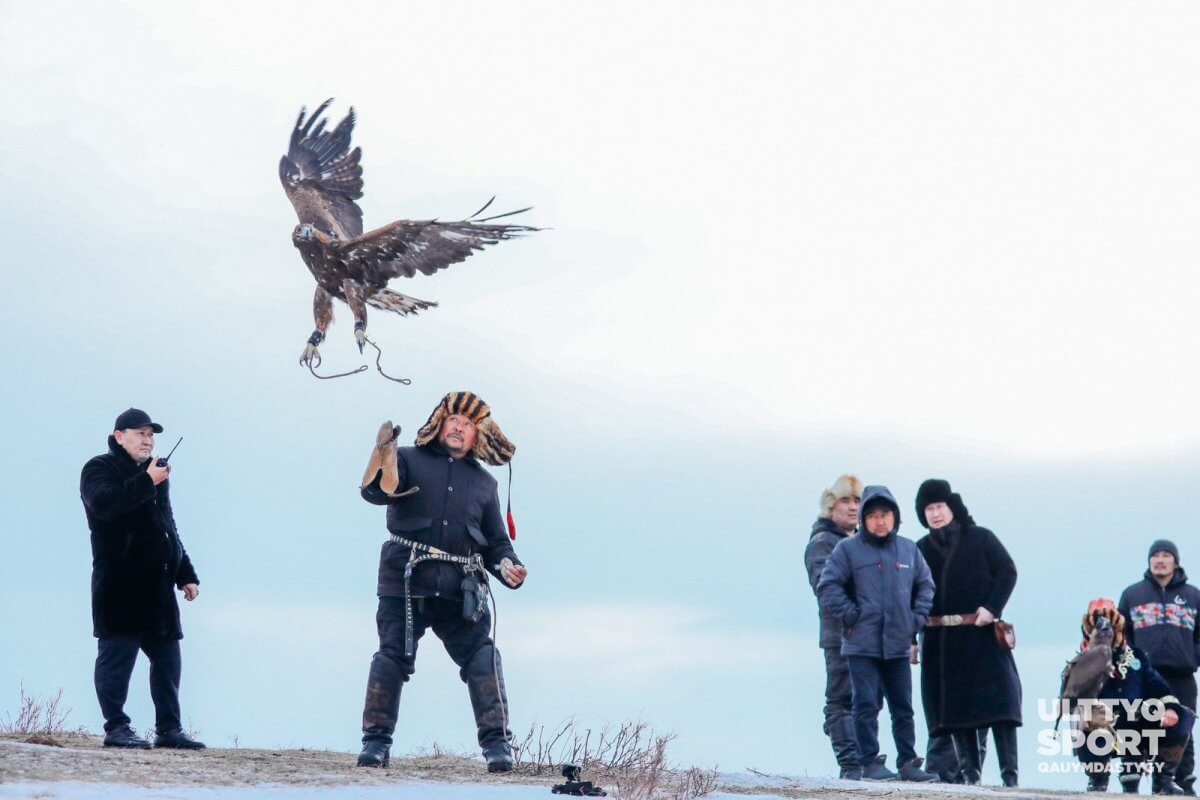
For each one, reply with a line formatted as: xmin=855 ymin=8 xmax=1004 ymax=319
xmin=1073 ymin=599 xmax=1194 ymax=795
xmin=804 ymin=474 xmax=863 ymax=778
xmin=355 ymin=391 xmax=527 ymax=773
xmin=1120 ymin=541 xmax=1200 ymax=795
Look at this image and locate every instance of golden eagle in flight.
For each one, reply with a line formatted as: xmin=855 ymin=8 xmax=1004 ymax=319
xmin=279 ymin=99 xmax=537 ymax=366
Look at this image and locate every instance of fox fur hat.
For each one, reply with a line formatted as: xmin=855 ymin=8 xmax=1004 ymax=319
xmin=1081 ymin=598 xmax=1126 ymax=650
xmin=415 ymin=391 xmax=515 ymax=466
xmin=819 ymin=474 xmax=864 ymax=519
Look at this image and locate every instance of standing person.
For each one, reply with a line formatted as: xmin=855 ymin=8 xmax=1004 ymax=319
xmin=356 ymin=392 xmax=527 ymax=773
xmin=79 ymin=408 xmax=204 ymax=750
xmin=804 ymin=475 xmax=864 ymax=779
xmin=818 ymin=485 xmax=938 ymax=782
xmin=1120 ymin=541 xmax=1200 ymax=796
xmin=914 ymin=479 xmax=1020 ymax=787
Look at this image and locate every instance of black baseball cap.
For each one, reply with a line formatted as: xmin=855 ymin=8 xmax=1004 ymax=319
xmin=113 ymin=408 xmax=163 ymax=433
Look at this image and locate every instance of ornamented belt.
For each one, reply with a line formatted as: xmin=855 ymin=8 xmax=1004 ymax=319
xmin=390 ymin=535 xmax=486 ymax=657
xmin=927 ymin=613 xmax=981 ymax=627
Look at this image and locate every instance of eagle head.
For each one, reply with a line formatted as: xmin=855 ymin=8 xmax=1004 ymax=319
xmin=293 ymin=224 xmax=316 ymax=244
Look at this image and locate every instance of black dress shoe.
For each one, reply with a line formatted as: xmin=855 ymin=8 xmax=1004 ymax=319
xmin=103 ymin=726 xmax=151 ymax=749
xmin=358 ymin=740 xmax=390 ymax=768
xmin=154 ymin=729 xmax=206 ymax=750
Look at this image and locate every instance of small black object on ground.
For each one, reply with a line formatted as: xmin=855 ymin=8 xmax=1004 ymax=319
xmin=551 ymin=763 xmax=606 ymax=796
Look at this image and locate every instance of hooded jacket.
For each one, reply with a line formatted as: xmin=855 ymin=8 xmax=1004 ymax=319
xmin=817 ymin=485 xmax=935 ymax=659
xmin=805 ymin=518 xmax=855 ymax=649
xmin=1118 ymin=568 xmax=1200 ymax=673
xmin=80 ymin=436 xmax=199 ymax=639
xmin=363 ymin=441 xmax=522 ymax=599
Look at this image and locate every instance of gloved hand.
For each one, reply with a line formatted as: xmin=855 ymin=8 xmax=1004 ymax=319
xmin=496 ymin=557 xmax=528 ymax=588
xmin=361 ymin=421 xmax=404 ymax=496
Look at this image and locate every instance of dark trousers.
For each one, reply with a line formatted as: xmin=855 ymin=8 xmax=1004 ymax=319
xmin=823 ymin=648 xmax=859 ymax=768
xmin=1162 ymin=670 xmax=1198 ymax=785
xmin=94 ymin=633 xmax=182 ymax=734
xmin=847 ymin=655 xmax=917 ymax=767
xmin=361 ymin=596 xmax=511 ymax=752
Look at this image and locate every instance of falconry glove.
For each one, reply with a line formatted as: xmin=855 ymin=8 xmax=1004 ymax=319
xmin=361 ymin=421 xmax=418 ymax=498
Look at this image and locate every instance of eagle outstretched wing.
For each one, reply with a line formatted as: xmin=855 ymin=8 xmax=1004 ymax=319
xmin=279 ymin=99 xmax=364 ymax=238
xmin=338 ymin=217 xmax=539 ymax=287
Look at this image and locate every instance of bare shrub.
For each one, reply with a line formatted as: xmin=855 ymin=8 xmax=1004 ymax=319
xmin=0 ymin=685 xmax=85 ymax=737
xmin=512 ymin=718 xmax=717 ymax=799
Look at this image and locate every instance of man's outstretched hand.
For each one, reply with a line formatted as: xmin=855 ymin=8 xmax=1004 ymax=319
xmin=182 ymin=584 xmax=200 ymax=601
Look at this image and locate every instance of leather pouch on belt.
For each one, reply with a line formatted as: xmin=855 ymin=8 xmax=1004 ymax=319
xmin=461 ymin=574 xmax=488 ymax=623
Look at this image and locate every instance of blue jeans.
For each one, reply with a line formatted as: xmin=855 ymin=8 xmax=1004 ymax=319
xmin=848 ymin=655 xmax=917 ymax=767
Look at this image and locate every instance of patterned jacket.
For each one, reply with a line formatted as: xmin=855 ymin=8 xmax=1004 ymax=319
xmin=1118 ymin=568 xmax=1200 ymax=674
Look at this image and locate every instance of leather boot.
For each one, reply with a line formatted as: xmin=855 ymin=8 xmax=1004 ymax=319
xmin=463 ymin=644 xmax=513 ymax=769
xmin=1089 ymin=767 xmax=1112 ymax=793
xmin=952 ymin=729 xmax=983 ymax=785
xmin=1156 ymin=746 xmax=1188 ymax=796
xmin=831 ymin=714 xmax=859 ymax=777
xmin=993 ymin=724 xmax=1019 ymax=787
xmin=358 ymin=653 xmax=402 ymax=768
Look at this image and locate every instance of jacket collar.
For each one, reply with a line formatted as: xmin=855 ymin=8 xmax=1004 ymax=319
xmin=107 ymin=435 xmax=148 ymax=472
xmin=810 ymin=518 xmax=852 ymax=539
xmin=1143 ymin=567 xmax=1189 ymax=589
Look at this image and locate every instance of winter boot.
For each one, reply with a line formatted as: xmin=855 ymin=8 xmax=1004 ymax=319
xmin=154 ymin=729 xmax=206 ymax=750
xmin=953 ymin=729 xmax=983 ymax=786
xmin=897 ymin=757 xmax=939 ymax=782
xmin=993 ymin=724 xmax=1018 ymax=787
xmin=839 ymin=765 xmax=864 ymax=780
xmin=1089 ymin=770 xmax=1112 ymax=793
xmin=1155 ymin=746 xmax=1188 ymax=796
xmin=358 ymin=653 xmax=402 ymax=768
xmin=463 ymin=644 xmax=513 ymax=769
xmin=1178 ymin=775 xmax=1196 ymax=796
xmin=862 ymin=755 xmax=898 ymax=782
xmin=830 ymin=714 xmax=859 ymax=779
xmin=103 ymin=725 xmax=151 ymax=749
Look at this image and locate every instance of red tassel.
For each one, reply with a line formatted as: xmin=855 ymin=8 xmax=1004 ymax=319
xmin=505 ymin=462 xmax=516 ymax=539
xmin=506 ymin=511 xmax=517 ymax=540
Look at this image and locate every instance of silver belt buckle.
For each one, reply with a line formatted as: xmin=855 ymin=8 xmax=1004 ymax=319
xmin=943 ymin=614 xmax=963 ymax=626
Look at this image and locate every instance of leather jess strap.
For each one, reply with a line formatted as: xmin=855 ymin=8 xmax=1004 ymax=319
xmin=927 ymin=613 xmax=980 ymax=627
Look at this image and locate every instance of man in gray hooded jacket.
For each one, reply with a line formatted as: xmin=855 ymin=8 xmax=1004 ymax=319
xmin=818 ymin=485 xmax=937 ymax=782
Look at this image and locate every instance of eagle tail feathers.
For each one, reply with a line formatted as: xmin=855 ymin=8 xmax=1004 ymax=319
xmin=366 ymin=289 xmax=438 ymax=316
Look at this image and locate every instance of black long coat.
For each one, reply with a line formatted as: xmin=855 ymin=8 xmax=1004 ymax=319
xmin=917 ymin=521 xmax=1022 ymax=734
xmin=362 ymin=441 xmax=522 ymax=599
xmin=80 ymin=437 xmax=199 ymax=639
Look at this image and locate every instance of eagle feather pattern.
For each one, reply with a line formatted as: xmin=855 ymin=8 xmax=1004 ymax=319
xmin=280 ymin=99 xmax=539 ymax=344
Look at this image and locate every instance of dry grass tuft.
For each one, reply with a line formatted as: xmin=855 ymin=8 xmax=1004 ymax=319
xmin=0 ymin=685 xmax=88 ymax=737
xmin=512 ymin=719 xmax=717 ymax=799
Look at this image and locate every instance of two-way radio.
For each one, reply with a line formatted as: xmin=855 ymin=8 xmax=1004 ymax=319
xmin=156 ymin=437 xmax=183 ymax=468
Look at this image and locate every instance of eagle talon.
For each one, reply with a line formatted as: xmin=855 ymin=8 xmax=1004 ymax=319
xmin=355 ymin=327 xmax=367 ymax=354
xmin=300 ymin=343 xmax=322 ymax=367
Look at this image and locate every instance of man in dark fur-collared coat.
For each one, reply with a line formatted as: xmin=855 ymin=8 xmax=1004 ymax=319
xmin=355 ymin=391 xmax=526 ymax=774
xmin=915 ymin=479 xmax=1022 ymax=787
xmin=80 ymin=408 xmax=203 ymax=751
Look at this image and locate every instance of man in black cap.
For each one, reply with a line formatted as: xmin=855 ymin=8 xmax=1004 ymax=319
xmin=1119 ymin=541 xmax=1200 ymax=795
xmin=80 ymin=408 xmax=204 ymax=750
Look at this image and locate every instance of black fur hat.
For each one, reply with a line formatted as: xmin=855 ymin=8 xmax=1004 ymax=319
xmin=914 ymin=478 xmax=974 ymax=529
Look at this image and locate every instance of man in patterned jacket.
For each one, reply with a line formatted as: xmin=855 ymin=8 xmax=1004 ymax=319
xmin=1120 ymin=540 xmax=1200 ymax=795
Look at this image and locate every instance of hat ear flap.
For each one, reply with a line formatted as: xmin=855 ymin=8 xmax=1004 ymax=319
xmin=473 ymin=417 xmax=516 ymax=466
xmin=415 ymin=401 xmax=448 ymax=447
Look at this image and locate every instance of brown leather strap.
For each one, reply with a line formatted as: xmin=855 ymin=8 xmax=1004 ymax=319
xmin=927 ymin=613 xmax=980 ymax=627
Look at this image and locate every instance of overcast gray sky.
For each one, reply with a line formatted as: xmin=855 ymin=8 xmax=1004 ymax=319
xmin=2 ymin=0 xmax=1199 ymax=789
